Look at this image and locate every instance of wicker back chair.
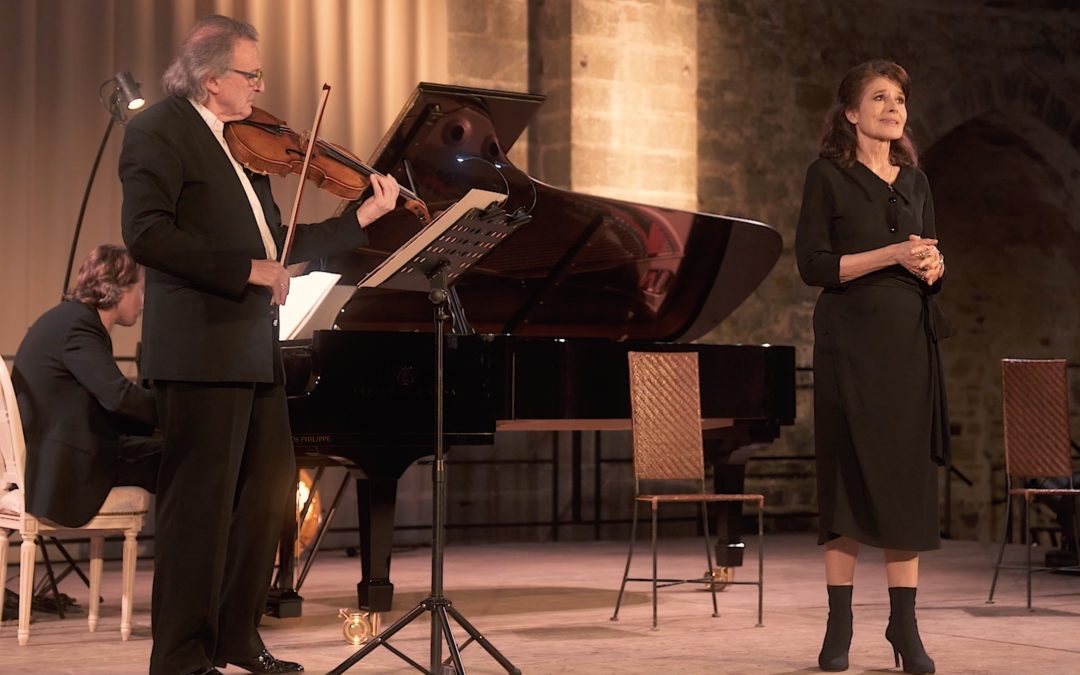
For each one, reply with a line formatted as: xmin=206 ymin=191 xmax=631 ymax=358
xmin=610 ymin=351 xmax=764 ymax=629
xmin=987 ymin=359 xmax=1079 ymax=609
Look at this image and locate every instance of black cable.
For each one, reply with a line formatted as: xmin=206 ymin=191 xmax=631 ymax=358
xmin=62 ymin=77 xmax=134 ymax=297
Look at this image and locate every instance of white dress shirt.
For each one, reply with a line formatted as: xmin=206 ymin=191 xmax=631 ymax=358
xmin=189 ymin=98 xmax=278 ymax=261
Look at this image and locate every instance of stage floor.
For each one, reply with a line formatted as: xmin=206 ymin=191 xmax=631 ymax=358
xmin=2 ymin=534 xmax=1078 ymax=673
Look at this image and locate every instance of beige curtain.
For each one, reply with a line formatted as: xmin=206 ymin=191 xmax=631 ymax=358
xmin=0 ymin=0 xmax=448 ymax=362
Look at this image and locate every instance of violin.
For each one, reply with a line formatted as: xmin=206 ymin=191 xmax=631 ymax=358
xmin=223 ymin=106 xmax=430 ymax=223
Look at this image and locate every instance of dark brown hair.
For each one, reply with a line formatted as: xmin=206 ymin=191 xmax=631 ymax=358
xmin=819 ymin=60 xmax=919 ymax=168
xmin=66 ymin=244 xmax=142 ymax=310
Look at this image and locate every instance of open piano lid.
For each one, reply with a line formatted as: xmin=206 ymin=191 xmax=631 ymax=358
xmin=318 ymin=83 xmax=782 ymax=343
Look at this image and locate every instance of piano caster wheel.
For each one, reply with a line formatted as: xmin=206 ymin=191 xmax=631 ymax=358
xmin=339 ymin=608 xmax=380 ymax=645
xmin=704 ymin=566 xmax=733 ymax=591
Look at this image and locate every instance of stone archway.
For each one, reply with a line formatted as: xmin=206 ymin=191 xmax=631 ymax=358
xmin=912 ymin=59 xmax=1080 ymax=170
xmin=921 ymin=110 xmax=1080 ymax=541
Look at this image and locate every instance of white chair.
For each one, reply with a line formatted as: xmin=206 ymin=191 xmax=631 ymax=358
xmin=0 ymin=360 xmax=149 ymax=645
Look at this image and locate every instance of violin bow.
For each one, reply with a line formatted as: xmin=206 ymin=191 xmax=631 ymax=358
xmin=278 ymin=83 xmax=332 ymax=265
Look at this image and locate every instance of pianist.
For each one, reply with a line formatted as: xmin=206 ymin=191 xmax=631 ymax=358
xmin=12 ymin=244 xmax=159 ymax=529
xmin=119 ymin=14 xmax=400 ymax=675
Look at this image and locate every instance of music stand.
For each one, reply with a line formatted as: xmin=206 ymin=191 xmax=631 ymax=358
xmin=329 ymin=188 xmax=527 ymax=675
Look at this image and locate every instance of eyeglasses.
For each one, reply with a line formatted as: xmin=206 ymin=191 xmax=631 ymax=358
xmin=229 ymin=68 xmax=264 ymax=87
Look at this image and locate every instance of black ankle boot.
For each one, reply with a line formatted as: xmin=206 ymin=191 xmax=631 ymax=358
xmin=818 ymin=585 xmax=853 ymax=671
xmin=885 ymin=587 xmax=935 ymax=674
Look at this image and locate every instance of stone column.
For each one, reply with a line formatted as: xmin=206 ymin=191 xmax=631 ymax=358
xmin=528 ymin=0 xmax=699 ymax=211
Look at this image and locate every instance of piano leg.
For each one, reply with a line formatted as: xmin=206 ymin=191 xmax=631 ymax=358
xmin=267 ymin=486 xmax=303 ymax=618
xmin=710 ymin=459 xmax=747 ymax=568
xmin=356 ymin=476 xmax=398 ymax=612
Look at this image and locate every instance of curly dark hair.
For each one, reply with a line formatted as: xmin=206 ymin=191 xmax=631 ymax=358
xmin=66 ymin=244 xmax=142 ymax=310
xmin=819 ymin=60 xmax=918 ymax=168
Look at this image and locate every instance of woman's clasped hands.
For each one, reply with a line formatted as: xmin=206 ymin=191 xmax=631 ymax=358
xmin=895 ymin=234 xmax=944 ymax=285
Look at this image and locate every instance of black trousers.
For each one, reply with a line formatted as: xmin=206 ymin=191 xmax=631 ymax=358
xmin=149 ymin=381 xmax=295 ymax=675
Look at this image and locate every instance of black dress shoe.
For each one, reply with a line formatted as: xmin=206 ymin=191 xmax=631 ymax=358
xmin=228 ymin=649 xmax=304 ymax=674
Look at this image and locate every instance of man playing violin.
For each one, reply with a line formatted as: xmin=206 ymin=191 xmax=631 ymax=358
xmin=119 ymin=14 xmax=400 ymax=675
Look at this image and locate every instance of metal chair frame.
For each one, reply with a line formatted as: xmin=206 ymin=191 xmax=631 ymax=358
xmin=611 ymin=351 xmax=764 ymax=629
xmin=987 ymin=358 xmax=1080 ymax=610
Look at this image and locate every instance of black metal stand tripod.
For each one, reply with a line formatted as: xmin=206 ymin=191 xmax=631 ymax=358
xmin=329 ymin=264 xmax=519 ymax=675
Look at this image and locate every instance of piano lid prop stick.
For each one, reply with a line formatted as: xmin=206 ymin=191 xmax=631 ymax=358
xmin=279 ymin=83 xmax=332 ymax=265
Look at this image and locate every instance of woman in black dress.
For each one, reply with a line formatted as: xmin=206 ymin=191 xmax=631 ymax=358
xmin=796 ymin=61 xmax=948 ymax=675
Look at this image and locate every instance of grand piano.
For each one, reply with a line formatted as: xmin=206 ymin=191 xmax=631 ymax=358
xmin=272 ymin=83 xmax=795 ymax=617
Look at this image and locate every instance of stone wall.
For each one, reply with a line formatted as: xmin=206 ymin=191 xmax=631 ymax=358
xmin=529 ymin=0 xmax=699 ymax=210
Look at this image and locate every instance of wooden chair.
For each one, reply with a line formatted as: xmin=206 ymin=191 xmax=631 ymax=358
xmin=987 ymin=358 xmax=1080 ymax=610
xmin=0 ymin=360 xmax=149 ymax=645
xmin=611 ymin=351 xmax=764 ymax=629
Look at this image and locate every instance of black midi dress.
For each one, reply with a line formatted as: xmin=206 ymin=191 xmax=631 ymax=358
xmin=795 ymin=158 xmax=949 ymax=552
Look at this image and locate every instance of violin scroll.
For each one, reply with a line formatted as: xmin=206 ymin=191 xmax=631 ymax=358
xmin=403 ymin=199 xmax=430 ymax=223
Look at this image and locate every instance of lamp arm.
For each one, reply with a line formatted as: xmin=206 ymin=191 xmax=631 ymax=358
xmin=63 ymin=114 xmax=117 ymax=298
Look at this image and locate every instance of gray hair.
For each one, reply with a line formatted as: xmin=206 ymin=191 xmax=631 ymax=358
xmin=161 ymin=14 xmax=258 ymax=101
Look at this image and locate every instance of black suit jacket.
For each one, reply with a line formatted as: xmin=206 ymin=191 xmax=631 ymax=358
xmin=119 ymin=96 xmax=369 ymax=382
xmin=12 ymin=301 xmax=157 ymax=527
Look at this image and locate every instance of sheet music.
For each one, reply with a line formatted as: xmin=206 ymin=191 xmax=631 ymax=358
xmin=359 ymin=189 xmax=507 ymax=289
xmin=279 ymin=271 xmax=349 ymax=340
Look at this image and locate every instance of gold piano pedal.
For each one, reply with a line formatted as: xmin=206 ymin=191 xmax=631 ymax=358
xmin=704 ymin=566 xmax=733 ymax=591
xmin=339 ymin=608 xmax=380 ymax=645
